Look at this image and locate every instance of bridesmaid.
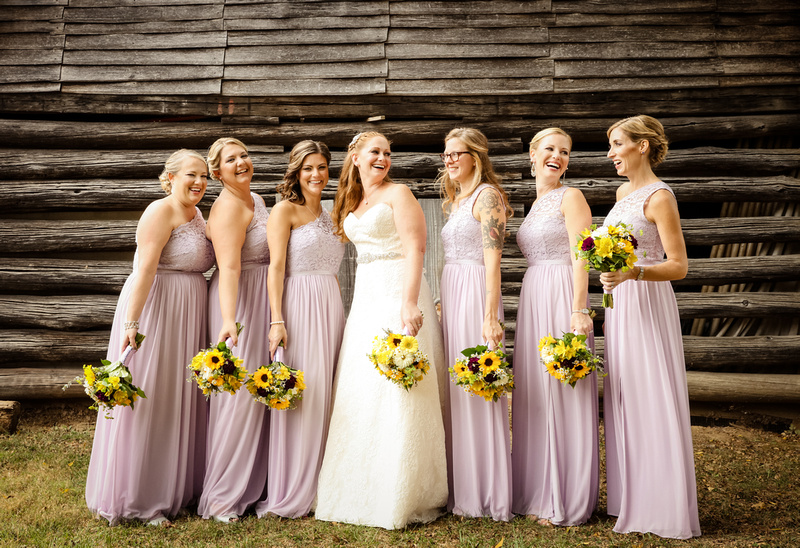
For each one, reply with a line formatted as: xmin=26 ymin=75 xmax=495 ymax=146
xmin=510 ymin=128 xmax=599 ymax=526
xmin=86 ymin=149 xmax=213 ymax=526
xmin=198 ymin=137 xmax=271 ymax=523
xmin=256 ymin=140 xmax=345 ymax=518
xmin=438 ymin=127 xmax=513 ymax=521
xmin=601 ymin=115 xmax=701 ymax=539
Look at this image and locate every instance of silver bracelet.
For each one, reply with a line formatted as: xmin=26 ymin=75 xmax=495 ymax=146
xmin=124 ymin=320 xmax=139 ymax=330
xmin=270 ymin=320 xmax=285 ymax=325
xmin=637 ymin=266 xmax=645 ymax=281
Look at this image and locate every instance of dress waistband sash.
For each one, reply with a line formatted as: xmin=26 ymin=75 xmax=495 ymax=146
xmin=445 ymin=259 xmax=485 ymax=266
xmin=528 ymin=259 xmax=571 ymax=266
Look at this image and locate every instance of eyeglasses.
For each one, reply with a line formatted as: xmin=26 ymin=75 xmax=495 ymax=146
xmin=439 ymin=151 xmax=470 ymax=162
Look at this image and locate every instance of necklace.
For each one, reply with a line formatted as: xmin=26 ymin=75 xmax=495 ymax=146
xmin=362 ymin=182 xmax=383 ymax=205
xmin=304 ymin=203 xmax=322 ymax=219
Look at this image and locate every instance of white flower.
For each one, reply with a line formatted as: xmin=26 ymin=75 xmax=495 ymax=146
xmin=592 ymin=226 xmax=609 ymax=238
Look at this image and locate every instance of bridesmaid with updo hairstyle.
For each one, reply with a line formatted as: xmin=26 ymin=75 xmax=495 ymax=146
xmin=601 ymin=115 xmax=700 ymax=539
xmin=86 ymin=149 xmax=213 ymax=526
xmin=256 ymin=140 xmax=345 ymax=518
xmin=198 ymin=137 xmax=272 ymax=523
xmin=511 ymin=128 xmax=598 ymax=526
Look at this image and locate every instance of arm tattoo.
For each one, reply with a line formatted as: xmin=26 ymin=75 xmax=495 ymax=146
xmin=482 ymin=215 xmax=505 ymax=251
xmin=478 ymin=189 xmax=501 ymax=212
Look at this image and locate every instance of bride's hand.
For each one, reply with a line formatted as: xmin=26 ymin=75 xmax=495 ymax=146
xmin=401 ymin=302 xmax=424 ymax=337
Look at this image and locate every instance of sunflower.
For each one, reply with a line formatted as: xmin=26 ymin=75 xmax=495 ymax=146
xmin=253 ymin=366 xmax=273 ymax=389
xmin=399 ymin=335 xmax=419 ymax=353
xmin=478 ymin=352 xmax=500 ymax=372
xmin=387 ymin=333 xmax=404 ymax=349
xmin=204 ymin=349 xmax=224 ymax=370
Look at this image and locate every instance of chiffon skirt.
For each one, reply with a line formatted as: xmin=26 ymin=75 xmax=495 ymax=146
xmin=198 ymin=264 xmax=271 ymax=519
xmin=510 ymin=263 xmax=599 ymax=525
xmin=440 ymin=262 xmax=512 ymax=521
xmin=86 ymin=270 xmax=209 ymax=524
xmin=604 ymin=276 xmax=701 ymax=539
xmin=256 ymin=273 xmax=344 ymax=518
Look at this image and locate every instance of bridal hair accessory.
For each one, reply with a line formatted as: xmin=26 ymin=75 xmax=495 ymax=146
xmin=65 ymin=332 xmax=147 ymax=418
xmin=187 ymin=322 xmax=247 ymax=397
xmin=245 ymin=346 xmax=306 ymax=410
xmin=349 ymin=132 xmax=364 ymax=149
xmin=538 ymin=332 xmax=604 ymax=388
xmin=449 ymin=343 xmax=514 ymax=402
xmin=369 ymin=327 xmax=430 ymax=390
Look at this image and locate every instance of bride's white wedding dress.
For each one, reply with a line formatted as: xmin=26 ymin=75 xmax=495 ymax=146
xmin=314 ymin=202 xmax=448 ymax=529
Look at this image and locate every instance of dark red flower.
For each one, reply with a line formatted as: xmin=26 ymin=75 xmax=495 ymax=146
xmin=581 ymin=237 xmax=594 ymax=251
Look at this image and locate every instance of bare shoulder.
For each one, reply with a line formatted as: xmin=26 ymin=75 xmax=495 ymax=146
xmin=562 ymin=186 xmax=588 ymax=206
xmin=139 ymin=197 xmax=173 ymax=226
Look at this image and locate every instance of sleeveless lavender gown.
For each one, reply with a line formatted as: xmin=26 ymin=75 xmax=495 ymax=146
xmin=256 ymin=209 xmax=345 ymax=518
xmin=86 ymin=208 xmax=214 ymax=524
xmin=440 ymin=184 xmax=512 ymax=521
xmin=604 ymin=182 xmax=701 ymax=539
xmin=198 ymin=192 xmax=272 ymax=519
xmin=511 ymin=186 xmax=599 ymax=525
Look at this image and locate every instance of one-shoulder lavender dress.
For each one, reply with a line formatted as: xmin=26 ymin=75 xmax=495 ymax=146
xmin=198 ymin=192 xmax=272 ymax=520
xmin=603 ymin=182 xmax=701 ymax=539
xmin=86 ymin=207 xmax=213 ymax=524
xmin=440 ymin=184 xmax=512 ymax=521
xmin=256 ymin=209 xmax=345 ymax=518
xmin=511 ymin=186 xmax=599 ymax=525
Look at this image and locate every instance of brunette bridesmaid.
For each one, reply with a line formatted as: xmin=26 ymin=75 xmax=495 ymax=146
xmin=256 ymin=140 xmax=345 ymax=518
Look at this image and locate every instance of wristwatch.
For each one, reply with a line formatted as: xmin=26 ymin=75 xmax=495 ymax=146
xmin=572 ymin=308 xmax=596 ymax=318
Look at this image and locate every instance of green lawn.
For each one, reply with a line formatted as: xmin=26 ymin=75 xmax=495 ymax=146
xmin=1 ymin=402 xmax=798 ymax=547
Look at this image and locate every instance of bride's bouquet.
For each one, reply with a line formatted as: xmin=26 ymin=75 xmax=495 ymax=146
xmin=538 ymin=332 xmax=603 ymax=388
xmin=188 ymin=323 xmax=247 ymax=398
xmin=573 ymin=222 xmax=640 ymax=308
xmin=369 ymin=328 xmax=430 ymax=390
xmin=65 ymin=332 xmax=147 ymax=418
xmin=449 ymin=344 xmax=514 ymax=402
xmin=245 ymin=347 xmax=306 ymax=410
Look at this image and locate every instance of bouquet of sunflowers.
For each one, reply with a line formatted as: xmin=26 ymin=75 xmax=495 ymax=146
xmin=246 ymin=346 xmax=305 ymax=410
xmin=449 ymin=344 xmax=514 ymax=402
xmin=369 ymin=328 xmax=430 ymax=390
xmin=538 ymin=332 xmax=603 ymax=388
xmin=573 ymin=222 xmax=640 ymax=308
xmin=188 ymin=323 xmax=247 ymax=397
xmin=66 ymin=332 xmax=147 ymax=418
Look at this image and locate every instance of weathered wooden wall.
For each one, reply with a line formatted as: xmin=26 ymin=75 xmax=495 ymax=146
xmin=0 ymin=0 xmax=798 ymax=408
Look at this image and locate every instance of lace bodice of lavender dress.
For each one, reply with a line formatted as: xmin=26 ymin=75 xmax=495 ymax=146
xmin=133 ymin=207 xmax=214 ymax=273
xmin=442 ymin=184 xmax=493 ymax=263
xmin=286 ymin=209 xmax=344 ymax=276
xmin=517 ymin=186 xmax=570 ymax=265
xmin=604 ymin=182 xmax=673 ymax=264
xmin=241 ymin=192 xmax=270 ymax=267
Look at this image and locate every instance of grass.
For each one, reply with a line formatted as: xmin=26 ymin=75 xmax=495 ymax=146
xmin=1 ymin=401 xmax=799 ymax=548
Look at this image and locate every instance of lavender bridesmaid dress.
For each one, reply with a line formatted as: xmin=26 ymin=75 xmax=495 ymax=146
xmin=256 ymin=209 xmax=345 ymax=518
xmin=440 ymin=184 xmax=512 ymax=521
xmin=603 ymin=182 xmax=701 ymax=539
xmin=511 ymin=186 xmax=599 ymax=525
xmin=198 ymin=192 xmax=272 ymax=520
xmin=86 ymin=208 xmax=214 ymax=524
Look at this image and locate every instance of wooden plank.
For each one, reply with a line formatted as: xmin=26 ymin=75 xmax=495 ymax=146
xmin=63 ymin=20 xmax=224 ymax=34
xmin=716 ymin=0 xmax=800 ymax=12
xmin=61 ymin=65 xmax=223 ymax=83
xmin=555 ymin=76 xmax=720 ymax=93
xmin=717 ymin=41 xmax=800 ymax=57
xmin=223 ymin=2 xmax=388 ymax=19
xmin=63 ymin=48 xmax=225 ymax=65
xmin=61 ymin=80 xmax=222 ymax=95
xmin=225 ymin=44 xmax=385 ymax=65
xmin=719 ymin=75 xmax=800 ymax=88
xmin=717 ymin=13 xmax=800 ymax=25
xmin=0 ymin=259 xmax=131 ymax=294
xmin=223 ymin=78 xmax=386 ymax=96
xmin=0 ymin=220 xmax=138 ymax=253
xmin=63 ymin=5 xmax=224 ymax=22
xmin=551 ymin=0 xmax=716 ymax=13
xmin=227 ymin=27 xmax=388 ymax=46
xmin=68 ymin=0 xmax=220 ymax=6
xmin=687 ymin=372 xmax=800 ymax=403
xmin=722 ymin=58 xmax=800 ymax=76
xmin=556 ymin=59 xmax=722 ymax=78
xmin=554 ymin=13 xmax=716 ymax=25
xmin=389 ymin=14 xmax=555 ymax=28
xmin=549 ymin=25 xmax=716 ymax=42
xmin=389 ymin=1 xmax=550 ymax=15
xmin=389 ymin=59 xmax=553 ymax=79
xmin=224 ymin=60 xmax=387 ymax=80
xmin=388 ymin=27 xmax=548 ymax=44
xmin=0 ymin=295 xmax=117 ymax=330
xmin=65 ymin=32 xmax=227 ymax=50
xmin=0 ymin=6 xmax=64 ymax=19
xmin=0 ymin=33 xmax=65 ymax=49
xmin=0 ymin=49 xmax=62 ymax=65
xmin=0 ymin=20 xmax=63 ymax=33
xmin=0 ymin=367 xmax=90 ymax=399
xmin=683 ymin=336 xmax=800 ymax=371
xmin=550 ymin=41 xmax=714 ymax=60
xmin=386 ymin=78 xmax=552 ymax=95
xmin=224 ymin=15 xmax=389 ymax=30
xmin=0 ymin=82 xmax=61 ymax=93
xmin=386 ymin=43 xmax=549 ymax=59
xmin=673 ymin=217 xmax=800 ymax=246
xmin=716 ymin=26 xmax=800 ymax=41
xmin=1 ymin=0 xmax=67 ymax=6
xmin=0 ymin=330 xmax=108 ymax=364
xmin=0 ymin=65 xmax=61 ymax=84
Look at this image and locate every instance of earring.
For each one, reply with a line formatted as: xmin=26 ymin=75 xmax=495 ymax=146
xmin=530 ymin=164 xmax=536 ymax=177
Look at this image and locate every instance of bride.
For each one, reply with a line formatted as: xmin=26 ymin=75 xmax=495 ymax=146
xmin=314 ymin=131 xmax=448 ymax=529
